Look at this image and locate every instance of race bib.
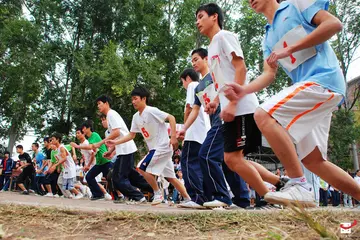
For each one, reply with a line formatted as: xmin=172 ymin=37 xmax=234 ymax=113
xmin=273 ymin=25 xmax=316 ymax=72
xmin=196 ymin=83 xmax=218 ymax=108
xmin=210 ymin=55 xmax=227 ymax=91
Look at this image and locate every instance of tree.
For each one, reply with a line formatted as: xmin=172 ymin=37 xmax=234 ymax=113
xmin=0 ymin=2 xmax=45 ymax=152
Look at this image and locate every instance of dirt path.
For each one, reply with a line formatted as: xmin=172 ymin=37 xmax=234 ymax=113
xmin=0 ymin=192 xmax=360 ymax=239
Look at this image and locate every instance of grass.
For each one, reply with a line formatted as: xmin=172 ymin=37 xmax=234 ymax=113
xmin=0 ymin=204 xmax=359 ymax=239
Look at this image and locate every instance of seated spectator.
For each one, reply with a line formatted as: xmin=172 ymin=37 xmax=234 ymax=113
xmin=0 ymin=151 xmax=15 ymax=191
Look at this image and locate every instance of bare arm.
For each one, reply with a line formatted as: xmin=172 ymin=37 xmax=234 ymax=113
xmin=184 ymin=104 xmax=192 ymax=123
xmin=166 ymin=114 xmax=178 ymax=150
xmin=267 ymin=10 xmax=342 ymax=67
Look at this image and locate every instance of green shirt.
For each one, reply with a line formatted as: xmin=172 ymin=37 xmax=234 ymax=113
xmin=88 ymin=132 xmax=110 ymax=165
xmin=50 ymin=144 xmax=72 ymax=172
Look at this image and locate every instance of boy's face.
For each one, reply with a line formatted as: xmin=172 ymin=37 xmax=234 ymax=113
xmin=131 ymin=96 xmax=146 ymax=110
xmin=249 ymin=0 xmax=268 ymax=13
xmin=16 ymin=148 xmax=22 ymax=154
xmin=82 ymin=126 xmax=90 ymax=135
xmin=192 ymin=53 xmax=207 ymax=73
xmin=101 ymin=118 xmax=108 ymax=129
xmin=31 ymin=144 xmax=37 ymax=152
xmin=50 ymin=143 xmax=57 ymax=150
xmin=4 ymin=153 xmax=9 ymax=159
xmin=177 ymin=171 xmax=183 ymax=178
xmin=181 ymin=76 xmax=191 ymax=89
xmin=51 ymin=137 xmax=59 ymax=145
xmin=196 ymin=10 xmax=217 ymax=36
xmin=76 ymin=130 xmax=84 ymax=140
xmin=97 ymin=101 xmax=108 ymax=114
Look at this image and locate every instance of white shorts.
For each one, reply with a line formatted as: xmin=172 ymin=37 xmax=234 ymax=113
xmin=260 ymin=81 xmax=343 ymax=161
xmin=137 ymin=150 xmax=176 ymax=179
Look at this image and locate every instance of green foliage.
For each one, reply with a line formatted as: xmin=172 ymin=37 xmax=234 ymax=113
xmin=328 ymin=109 xmax=360 ymax=169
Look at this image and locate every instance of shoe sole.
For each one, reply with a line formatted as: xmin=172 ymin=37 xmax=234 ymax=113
xmin=151 ymin=200 xmax=162 ymax=206
xmin=264 ymin=195 xmax=316 ymax=208
xmin=176 ymin=204 xmax=206 ymax=209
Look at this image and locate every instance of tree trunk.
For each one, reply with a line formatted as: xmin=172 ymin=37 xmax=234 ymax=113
xmin=352 ymin=142 xmax=359 ymax=170
xmin=7 ymin=121 xmax=17 ymax=157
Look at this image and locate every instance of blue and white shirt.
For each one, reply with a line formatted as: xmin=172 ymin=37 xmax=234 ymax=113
xmin=263 ymin=0 xmax=345 ymax=96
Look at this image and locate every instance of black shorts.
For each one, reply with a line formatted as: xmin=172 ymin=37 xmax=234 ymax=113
xmin=223 ymin=113 xmax=261 ymax=154
xmin=17 ymin=166 xmax=35 ymax=184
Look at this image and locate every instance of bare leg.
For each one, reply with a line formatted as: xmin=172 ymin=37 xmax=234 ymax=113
xmin=249 ymin=161 xmax=280 ymax=185
xmin=166 ymin=178 xmax=190 ymax=199
xmin=254 ymin=108 xmax=303 ymax=178
xmin=224 ymin=151 xmax=269 ymax=196
xmin=138 ymin=169 xmax=159 ymax=192
xmin=45 ymin=184 xmax=52 ymax=193
xmin=98 ymin=183 xmax=107 ymax=194
xmin=302 ymin=147 xmax=360 ymax=200
xmin=18 ymin=183 xmax=26 ymax=191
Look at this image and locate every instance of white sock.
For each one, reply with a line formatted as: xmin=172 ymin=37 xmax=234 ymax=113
xmin=289 ymin=176 xmax=307 ymax=185
xmin=154 ymin=190 xmax=161 ymax=195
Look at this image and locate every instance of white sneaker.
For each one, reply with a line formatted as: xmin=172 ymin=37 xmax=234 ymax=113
xmin=151 ymin=194 xmax=163 ymax=206
xmin=86 ymin=187 xmax=92 ymax=198
xmin=44 ymin=193 xmax=54 ymax=198
xmin=74 ymin=193 xmax=84 ymax=200
xmin=53 ymin=194 xmax=60 ymax=198
xmin=264 ymin=182 xmax=316 ymax=207
xmin=104 ymin=193 xmax=112 ymax=201
xmin=126 ymin=197 xmax=147 ymax=205
xmin=203 ymin=200 xmax=229 ymax=208
xmin=177 ymin=200 xmax=206 ymax=209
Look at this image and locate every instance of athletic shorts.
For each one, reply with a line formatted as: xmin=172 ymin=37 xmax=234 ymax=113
xmin=260 ymin=81 xmax=343 ymax=161
xmin=137 ymin=150 xmax=176 ymax=179
xmin=63 ymin=177 xmax=75 ymax=190
xmin=223 ymin=113 xmax=262 ymax=154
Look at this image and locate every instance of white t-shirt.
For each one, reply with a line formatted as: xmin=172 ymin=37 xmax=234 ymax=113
xmin=208 ymin=30 xmax=259 ymax=116
xmin=354 ymin=176 xmax=360 ymax=185
xmin=184 ymin=81 xmax=210 ymax=144
xmin=107 ymin=109 xmax=137 ymax=155
xmin=56 ymin=144 xmax=76 ymax=179
xmin=131 ymin=106 xmax=172 ymax=152
xmin=80 ymin=139 xmax=94 ymax=168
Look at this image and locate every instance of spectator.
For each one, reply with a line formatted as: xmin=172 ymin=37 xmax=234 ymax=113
xmin=0 ymin=151 xmax=15 ymax=191
xmin=319 ymin=178 xmax=329 ymax=207
xmin=343 ymin=170 xmax=354 ymax=208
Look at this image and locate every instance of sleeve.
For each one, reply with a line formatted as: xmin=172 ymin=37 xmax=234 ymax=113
xmin=107 ymin=111 xmax=121 ymax=129
xmin=130 ymin=115 xmax=141 ymax=133
xmin=150 ymin=107 xmax=169 ymax=123
xmin=220 ymin=32 xmax=244 ymax=62
xmin=92 ymin=133 xmax=102 ymax=143
xmin=290 ymin=0 xmax=329 ymax=25
xmin=262 ymin=38 xmax=272 ymax=59
xmin=194 ymin=92 xmax=201 ymax=107
xmin=25 ymin=154 xmax=32 ymax=164
xmin=185 ymin=83 xmax=197 ymax=108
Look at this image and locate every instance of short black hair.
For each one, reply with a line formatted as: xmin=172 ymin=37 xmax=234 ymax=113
xmin=16 ymin=145 xmax=23 ymax=150
xmin=96 ymin=95 xmax=112 ymax=107
xmin=191 ymin=48 xmax=208 ymax=59
xmin=44 ymin=137 xmax=50 ymax=143
xmin=196 ymin=3 xmax=224 ymax=29
xmin=99 ymin=114 xmax=107 ymax=120
xmin=81 ymin=120 xmax=94 ymax=132
xmin=51 ymin=132 xmax=63 ymax=143
xmin=76 ymin=126 xmax=84 ymax=134
xmin=131 ymin=86 xmax=150 ymax=104
xmin=32 ymin=142 xmax=39 ymax=148
xmin=4 ymin=151 xmax=10 ymax=155
xmin=180 ymin=68 xmax=199 ymax=82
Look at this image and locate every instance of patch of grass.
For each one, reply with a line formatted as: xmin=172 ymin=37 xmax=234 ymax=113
xmin=0 ymin=204 xmax=359 ymax=239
